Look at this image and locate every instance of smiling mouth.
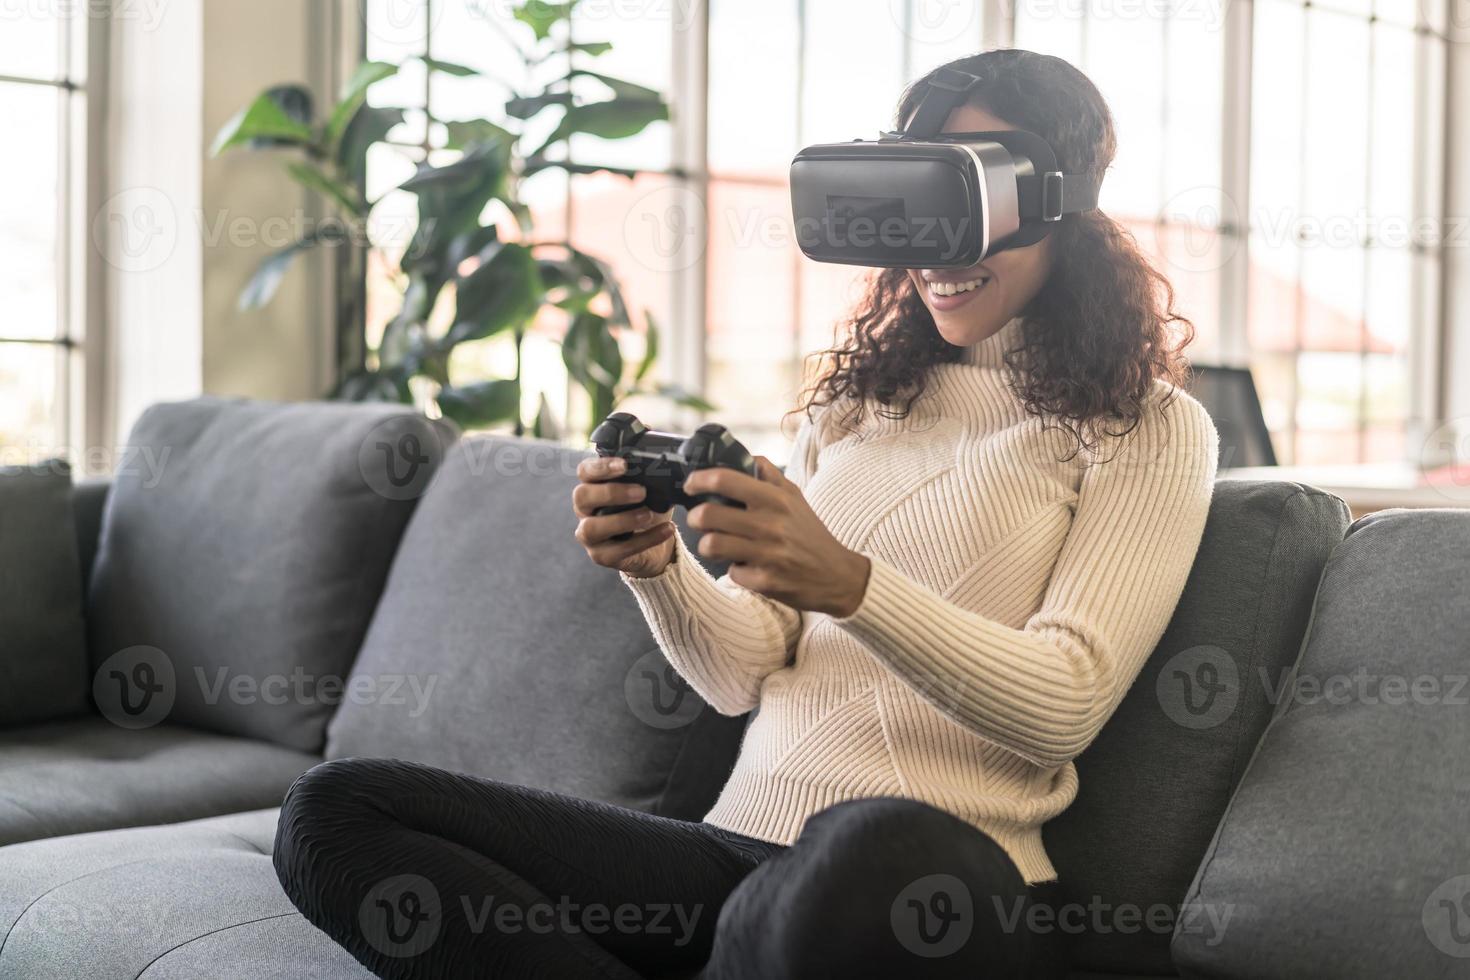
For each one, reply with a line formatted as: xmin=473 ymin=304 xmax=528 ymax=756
xmin=922 ymin=269 xmax=992 ymax=300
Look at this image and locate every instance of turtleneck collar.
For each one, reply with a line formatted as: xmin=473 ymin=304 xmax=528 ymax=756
xmin=958 ymin=316 xmax=1024 ymax=369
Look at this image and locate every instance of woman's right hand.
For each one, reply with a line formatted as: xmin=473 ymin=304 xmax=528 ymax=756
xmin=573 ymin=456 xmax=677 ymax=579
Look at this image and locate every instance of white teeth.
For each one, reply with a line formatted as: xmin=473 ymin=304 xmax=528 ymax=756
xmin=928 ymin=278 xmax=987 ymax=297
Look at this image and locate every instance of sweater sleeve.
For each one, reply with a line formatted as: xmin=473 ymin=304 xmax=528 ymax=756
xmin=829 ymin=385 xmax=1219 ymax=768
xmin=620 ymin=413 xmax=827 ymax=716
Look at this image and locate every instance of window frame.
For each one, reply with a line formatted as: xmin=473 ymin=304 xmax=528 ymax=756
xmin=360 ymin=0 xmax=1453 ymax=464
xmin=0 ymin=7 xmax=108 ymax=464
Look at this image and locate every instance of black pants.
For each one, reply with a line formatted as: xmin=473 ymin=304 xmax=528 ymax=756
xmin=274 ymin=759 xmax=1064 ymax=979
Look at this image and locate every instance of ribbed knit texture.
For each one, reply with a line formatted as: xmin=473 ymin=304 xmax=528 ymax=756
xmin=623 ymin=317 xmax=1219 ymax=883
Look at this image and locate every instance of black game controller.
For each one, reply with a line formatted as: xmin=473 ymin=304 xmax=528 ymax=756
xmin=590 ymin=413 xmax=757 ymax=540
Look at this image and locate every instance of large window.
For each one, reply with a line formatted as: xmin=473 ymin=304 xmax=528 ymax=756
xmin=365 ymin=0 xmax=1452 ymax=465
xmin=0 ymin=6 xmax=91 ymax=462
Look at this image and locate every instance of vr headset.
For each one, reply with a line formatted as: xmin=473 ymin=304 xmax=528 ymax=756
xmin=789 ymin=68 xmax=1102 ymax=269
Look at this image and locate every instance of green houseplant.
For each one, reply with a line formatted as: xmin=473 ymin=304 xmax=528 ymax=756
xmin=212 ymin=0 xmax=710 ymax=438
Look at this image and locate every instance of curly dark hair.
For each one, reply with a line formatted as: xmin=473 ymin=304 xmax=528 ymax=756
xmin=798 ymin=49 xmax=1193 ymax=457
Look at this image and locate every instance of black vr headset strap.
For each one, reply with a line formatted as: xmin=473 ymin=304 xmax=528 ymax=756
xmin=902 ymin=68 xmax=983 ymax=139
xmin=952 ymin=129 xmax=1101 ymax=223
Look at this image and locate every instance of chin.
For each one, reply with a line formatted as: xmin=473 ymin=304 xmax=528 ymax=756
xmin=929 ymin=308 xmax=1008 ymax=348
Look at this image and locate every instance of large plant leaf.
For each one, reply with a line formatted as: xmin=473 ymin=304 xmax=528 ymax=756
xmin=421 ymin=57 xmax=479 ymax=77
xmin=445 ymin=224 xmax=501 ymax=272
xmin=239 ymin=234 xmax=319 ymax=311
xmin=536 ymin=245 xmax=604 ymax=302
xmin=562 ymin=312 xmax=623 ymax=392
xmin=443 ymin=119 xmax=517 ymax=154
xmin=654 ymin=384 xmax=715 ymax=413
xmin=325 ymin=60 xmax=398 ymax=148
xmin=211 ymin=90 xmax=314 ymax=156
xmin=569 ymin=249 xmax=630 ymax=327
xmin=286 ymin=161 xmax=364 ymax=217
xmin=572 ymin=71 xmax=662 ymax=103
xmin=338 ymin=104 xmax=404 ymax=184
xmin=567 ymin=41 xmax=613 ymax=57
xmin=399 ymin=144 xmax=509 ymax=274
xmin=505 ymin=91 xmax=575 ymax=120
xmin=636 ymin=311 xmax=659 ymax=382
xmin=334 ymin=369 xmax=412 ymax=403
xmin=378 ymin=270 xmax=443 ymax=372
xmin=445 ymin=242 xmax=543 ymax=346
xmin=437 ymin=379 xmax=522 ymax=428
xmin=530 ymin=98 xmax=668 ymax=158
xmin=513 ymin=0 xmax=576 ymax=40
xmin=522 ymin=157 xmax=639 ymax=180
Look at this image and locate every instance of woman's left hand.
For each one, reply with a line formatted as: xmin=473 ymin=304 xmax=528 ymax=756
xmin=682 ymin=459 xmax=872 ymax=617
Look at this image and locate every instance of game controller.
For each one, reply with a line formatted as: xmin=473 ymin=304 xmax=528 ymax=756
xmin=590 ymin=413 xmax=757 ymax=540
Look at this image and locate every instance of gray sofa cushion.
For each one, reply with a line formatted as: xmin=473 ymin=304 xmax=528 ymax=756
xmin=87 ymin=398 xmax=455 ymax=753
xmin=1172 ymin=508 xmax=1470 ymax=980
xmin=1043 ymin=481 xmax=1349 ymax=975
xmin=0 ymin=808 xmax=371 ymax=979
xmin=0 ymin=716 xmax=318 ymax=845
xmin=325 ymin=436 xmax=747 ymax=820
xmin=0 ymin=461 xmax=90 ymax=727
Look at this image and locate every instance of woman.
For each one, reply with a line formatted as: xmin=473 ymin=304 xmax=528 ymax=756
xmin=275 ymin=49 xmax=1217 ymax=979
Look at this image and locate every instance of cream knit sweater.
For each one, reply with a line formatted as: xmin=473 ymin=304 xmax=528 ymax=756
xmin=622 ymin=317 xmax=1219 ymax=883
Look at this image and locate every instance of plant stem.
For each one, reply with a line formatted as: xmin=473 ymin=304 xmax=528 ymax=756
xmin=513 ymin=326 xmax=526 ymax=438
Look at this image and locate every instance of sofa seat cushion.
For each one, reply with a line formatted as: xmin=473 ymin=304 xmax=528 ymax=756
xmin=0 ymin=717 xmax=317 ymax=845
xmin=1042 ymin=481 xmax=1349 ymax=975
xmin=325 ymin=436 xmax=747 ymax=821
xmin=87 ymin=398 xmax=456 ymax=753
xmin=1172 ymin=508 xmax=1470 ymax=980
xmin=0 ymin=808 xmax=371 ymax=979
